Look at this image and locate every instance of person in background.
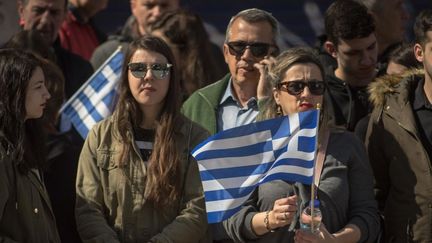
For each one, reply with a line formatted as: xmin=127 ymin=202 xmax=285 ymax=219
xmin=59 ymin=0 xmax=108 ymax=60
xmin=0 ymin=48 xmax=59 ymax=242
xmin=223 ymin=47 xmax=380 ymax=243
xmin=356 ymin=0 xmax=410 ymax=75
xmin=90 ymin=0 xmax=180 ymax=69
xmin=323 ymin=0 xmax=377 ymax=131
xmin=386 ymin=42 xmax=421 ymax=75
xmin=18 ymin=0 xmax=93 ymax=99
xmin=365 ymin=9 xmax=432 ymax=242
xmin=150 ymin=9 xmax=226 ymax=100
xmin=75 ymin=35 xmax=210 ymax=242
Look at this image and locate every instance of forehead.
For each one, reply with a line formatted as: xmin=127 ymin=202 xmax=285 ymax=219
xmin=228 ymin=18 xmax=274 ymax=43
xmin=137 ymin=0 xmax=179 ymax=6
xmin=24 ymin=0 xmax=65 ymax=9
xmin=129 ymin=49 xmax=168 ymax=63
xmin=337 ymin=33 xmax=376 ymax=51
xmin=283 ymin=63 xmax=323 ymax=81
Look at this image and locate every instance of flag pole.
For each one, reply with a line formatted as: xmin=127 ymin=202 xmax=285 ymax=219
xmin=58 ymin=45 xmax=123 ymax=114
xmin=310 ymin=103 xmax=321 ymax=232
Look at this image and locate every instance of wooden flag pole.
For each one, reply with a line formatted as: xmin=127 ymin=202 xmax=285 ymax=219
xmin=310 ymin=103 xmax=321 ymax=232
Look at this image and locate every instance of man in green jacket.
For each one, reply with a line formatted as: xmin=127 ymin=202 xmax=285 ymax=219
xmin=182 ymin=8 xmax=280 ymax=135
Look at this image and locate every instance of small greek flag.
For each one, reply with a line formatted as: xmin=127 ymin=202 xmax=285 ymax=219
xmin=60 ymin=48 xmax=124 ymax=139
xmin=192 ymin=110 xmax=319 ymax=223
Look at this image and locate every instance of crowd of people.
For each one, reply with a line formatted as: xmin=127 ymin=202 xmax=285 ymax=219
xmin=0 ymin=0 xmax=431 ymax=242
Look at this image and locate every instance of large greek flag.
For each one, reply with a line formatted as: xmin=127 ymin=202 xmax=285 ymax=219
xmin=192 ymin=109 xmax=319 ymax=223
xmin=60 ymin=48 xmax=124 ymax=139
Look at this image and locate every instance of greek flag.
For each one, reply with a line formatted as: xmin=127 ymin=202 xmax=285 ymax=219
xmin=60 ymin=48 xmax=124 ymax=139
xmin=192 ymin=109 xmax=319 ymax=223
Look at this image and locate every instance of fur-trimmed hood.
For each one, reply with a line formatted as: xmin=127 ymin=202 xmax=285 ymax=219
xmin=368 ymin=69 xmax=424 ymax=107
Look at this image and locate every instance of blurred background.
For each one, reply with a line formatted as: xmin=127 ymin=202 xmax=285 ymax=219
xmin=1 ymin=0 xmax=431 ymax=48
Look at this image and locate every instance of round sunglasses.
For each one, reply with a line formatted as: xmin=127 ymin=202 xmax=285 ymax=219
xmin=277 ymin=80 xmax=326 ymax=96
xmin=227 ymin=41 xmax=278 ymax=58
xmin=127 ymin=62 xmax=173 ymax=80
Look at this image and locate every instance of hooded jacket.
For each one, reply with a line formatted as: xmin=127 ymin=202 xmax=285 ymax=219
xmin=365 ymin=70 xmax=432 ymax=242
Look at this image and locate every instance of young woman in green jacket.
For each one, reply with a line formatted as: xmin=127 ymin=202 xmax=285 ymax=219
xmin=75 ymin=35 xmax=210 ymax=243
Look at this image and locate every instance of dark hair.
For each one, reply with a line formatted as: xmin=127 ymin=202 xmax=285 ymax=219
xmin=149 ymin=9 xmax=221 ymax=97
xmin=388 ymin=42 xmax=420 ymax=69
xmin=414 ymin=9 xmax=432 ymax=47
xmin=4 ymin=30 xmax=57 ymax=62
xmin=325 ymin=0 xmax=375 ymax=46
xmin=39 ymin=59 xmax=65 ymax=132
xmin=259 ymin=47 xmax=325 ymax=120
xmin=115 ymin=35 xmax=182 ymax=207
xmin=0 ymin=48 xmax=46 ymax=172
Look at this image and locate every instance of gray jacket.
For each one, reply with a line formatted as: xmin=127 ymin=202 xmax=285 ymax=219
xmin=223 ymin=130 xmax=380 ymax=243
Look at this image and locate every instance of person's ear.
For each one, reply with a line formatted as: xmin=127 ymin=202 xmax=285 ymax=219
xmin=324 ymin=41 xmax=337 ymax=58
xmin=414 ymin=43 xmax=424 ymax=63
xmin=273 ymin=87 xmax=280 ymax=105
xmin=223 ymin=43 xmax=230 ymax=64
xmin=17 ymin=0 xmax=25 ymax=21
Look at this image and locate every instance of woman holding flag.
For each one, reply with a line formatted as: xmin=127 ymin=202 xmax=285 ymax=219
xmin=75 ymin=36 xmax=211 ymax=242
xmin=223 ymin=47 xmax=380 ymax=242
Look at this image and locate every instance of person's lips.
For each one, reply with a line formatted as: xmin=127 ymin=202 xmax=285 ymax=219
xmin=299 ymin=102 xmax=314 ymax=111
xmin=142 ymin=86 xmax=156 ymax=92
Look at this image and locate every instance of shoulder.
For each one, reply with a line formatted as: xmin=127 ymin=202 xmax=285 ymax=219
xmin=183 ymin=74 xmax=230 ymax=107
xmin=369 ymin=69 xmax=423 ymax=107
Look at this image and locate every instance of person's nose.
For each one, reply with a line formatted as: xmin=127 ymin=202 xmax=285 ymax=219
xmin=43 ymin=86 xmax=51 ymax=100
xmin=39 ymin=10 xmax=52 ymax=26
xmin=240 ymin=47 xmax=254 ymax=61
xmin=143 ymin=68 xmax=154 ymax=81
xmin=152 ymin=6 xmax=163 ymax=19
xmin=360 ymin=51 xmax=375 ymax=66
xmin=300 ymin=85 xmax=312 ymax=98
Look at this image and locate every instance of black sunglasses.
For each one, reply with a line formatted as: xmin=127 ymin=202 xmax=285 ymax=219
xmin=127 ymin=62 xmax=173 ymax=79
xmin=277 ymin=80 xmax=326 ymax=96
xmin=227 ymin=41 xmax=277 ymax=58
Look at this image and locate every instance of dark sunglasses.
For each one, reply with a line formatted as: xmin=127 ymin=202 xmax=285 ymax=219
xmin=227 ymin=41 xmax=277 ymax=58
xmin=127 ymin=62 xmax=173 ymax=79
xmin=277 ymin=80 xmax=326 ymax=96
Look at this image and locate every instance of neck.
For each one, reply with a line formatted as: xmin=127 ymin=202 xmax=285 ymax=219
xmin=231 ymin=80 xmax=257 ymax=107
xmin=140 ymin=104 xmax=162 ymax=129
xmin=423 ymin=74 xmax=432 ymax=104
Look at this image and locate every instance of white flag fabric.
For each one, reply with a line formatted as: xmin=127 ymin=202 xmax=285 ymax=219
xmin=192 ymin=109 xmax=319 ymax=223
xmin=61 ymin=48 xmax=123 ymax=139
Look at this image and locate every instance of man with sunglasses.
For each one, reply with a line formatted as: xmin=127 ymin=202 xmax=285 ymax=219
xmin=182 ymin=8 xmax=279 ymax=135
xmin=182 ymin=8 xmax=279 ymax=242
xmin=322 ymin=0 xmax=377 ymax=131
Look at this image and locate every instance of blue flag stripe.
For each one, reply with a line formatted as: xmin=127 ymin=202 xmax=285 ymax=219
xmin=193 ymin=110 xmax=319 ymax=223
xmin=62 ymin=49 xmax=123 ymax=139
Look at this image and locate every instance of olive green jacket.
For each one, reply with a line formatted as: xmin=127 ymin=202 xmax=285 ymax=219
xmin=75 ymin=115 xmax=211 ymax=243
xmin=0 ymin=145 xmax=60 ymax=243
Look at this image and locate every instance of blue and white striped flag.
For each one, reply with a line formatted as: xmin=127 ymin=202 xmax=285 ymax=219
xmin=192 ymin=109 xmax=319 ymax=223
xmin=60 ymin=48 xmax=124 ymax=139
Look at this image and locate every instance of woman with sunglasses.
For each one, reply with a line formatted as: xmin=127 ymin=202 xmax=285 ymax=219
xmin=223 ymin=47 xmax=380 ymax=243
xmin=75 ymin=35 xmax=211 ymax=243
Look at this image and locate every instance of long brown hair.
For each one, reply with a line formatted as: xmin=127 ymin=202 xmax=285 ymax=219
xmin=114 ymin=35 xmax=182 ymax=207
